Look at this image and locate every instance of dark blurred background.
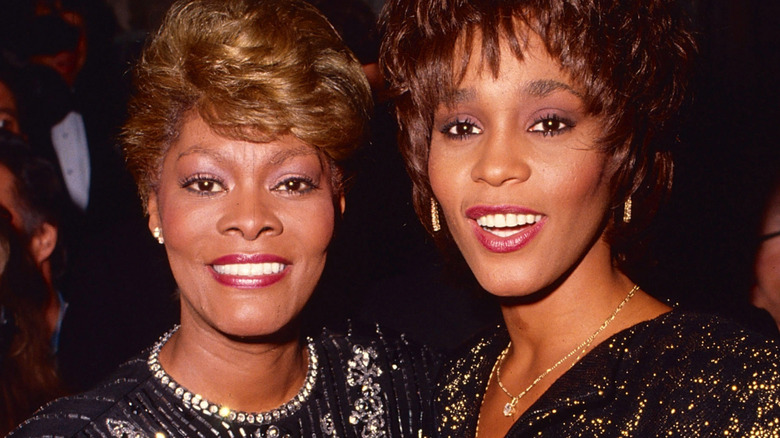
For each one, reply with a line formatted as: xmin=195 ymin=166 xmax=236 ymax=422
xmin=0 ymin=0 xmax=776 ymax=392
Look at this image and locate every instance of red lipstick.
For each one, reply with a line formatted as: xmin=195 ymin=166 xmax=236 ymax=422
xmin=208 ymin=254 xmax=290 ymax=289
xmin=465 ymin=205 xmax=546 ymax=253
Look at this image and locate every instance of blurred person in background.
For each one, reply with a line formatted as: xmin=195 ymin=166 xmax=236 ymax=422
xmin=751 ymin=167 xmax=780 ymax=333
xmin=0 ymin=0 xmax=179 ymax=391
xmin=0 ymin=132 xmax=66 ymax=434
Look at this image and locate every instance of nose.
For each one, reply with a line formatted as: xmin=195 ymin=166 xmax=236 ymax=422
xmin=470 ymin=129 xmax=531 ymax=186
xmin=217 ymin=188 xmax=282 ymax=240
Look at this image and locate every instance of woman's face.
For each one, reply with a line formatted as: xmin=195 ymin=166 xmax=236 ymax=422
xmin=148 ymin=113 xmax=339 ymax=338
xmin=428 ymin=33 xmax=614 ymax=297
xmin=751 ymin=187 xmax=780 ymax=326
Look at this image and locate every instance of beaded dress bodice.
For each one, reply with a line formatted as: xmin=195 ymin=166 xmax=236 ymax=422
xmin=12 ymin=324 xmax=439 ymax=438
xmin=434 ymin=310 xmax=780 ymax=438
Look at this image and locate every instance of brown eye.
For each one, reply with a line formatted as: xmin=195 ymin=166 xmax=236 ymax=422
xmin=443 ymin=120 xmax=483 ymax=138
xmin=182 ymin=176 xmax=225 ymax=194
xmin=528 ymin=115 xmax=574 ymax=137
xmin=196 ymin=181 xmax=217 ymax=192
xmin=273 ymin=177 xmax=316 ymax=195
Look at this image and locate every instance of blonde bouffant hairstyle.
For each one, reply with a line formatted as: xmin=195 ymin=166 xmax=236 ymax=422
xmin=122 ymin=0 xmax=372 ymax=206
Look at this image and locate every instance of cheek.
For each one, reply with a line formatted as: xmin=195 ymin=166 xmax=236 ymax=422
xmin=296 ymin=200 xmax=336 ymax=254
xmin=428 ymin=147 xmax=461 ymax=212
xmin=756 ymin=246 xmax=780 ymax=289
xmin=159 ymin=197 xmax=215 ymax=246
xmin=550 ymin=157 xmax=612 ymax=214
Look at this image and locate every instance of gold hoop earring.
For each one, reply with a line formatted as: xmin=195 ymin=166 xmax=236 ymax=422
xmin=622 ymin=196 xmax=632 ymax=224
xmin=430 ymin=198 xmax=441 ymax=232
xmin=152 ymin=227 xmax=165 ymax=244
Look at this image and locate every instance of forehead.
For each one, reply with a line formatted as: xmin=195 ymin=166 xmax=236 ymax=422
xmin=442 ymin=30 xmax=580 ymax=105
xmin=169 ymin=113 xmax=324 ymax=166
xmin=450 ymin=27 xmax=576 ymax=88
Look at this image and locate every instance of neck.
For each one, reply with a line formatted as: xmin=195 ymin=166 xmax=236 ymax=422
xmin=158 ymin=319 xmax=308 ymax=413
xmin=498 ymin=240 xmax=668 ymax=361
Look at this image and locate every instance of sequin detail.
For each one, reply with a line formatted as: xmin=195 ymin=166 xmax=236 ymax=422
xmin=346 ymin=344 xmax=387 ymax=437
xmin=435 ymin=311 xmax=780 ymax=437
xmin=147 ymin=326 xmax=318 ymax=426
xmin=320 ymin=413 xmax=337 ymax=436
xmin=105 ymin=418 xmax=143 ymax=437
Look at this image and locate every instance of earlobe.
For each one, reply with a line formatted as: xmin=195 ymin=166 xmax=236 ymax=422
xmin=147 ymin=193 xmax=161 ymax=234
xmin=339 ymin=195 xmax=346 ymax=215
xmin=30 ymin=222 xmax=57 ymax=265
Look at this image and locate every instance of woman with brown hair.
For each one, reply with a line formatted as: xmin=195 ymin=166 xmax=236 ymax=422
xmin=11 ymin=0 xmax=437 ymax=436
xmin=0 ymin=132 xmax=66 ymax=435
xmin=381 ymin=0 xmax=780 ymax=436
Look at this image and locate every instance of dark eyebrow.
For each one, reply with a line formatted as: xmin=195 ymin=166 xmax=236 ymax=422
xmin=267 ymin=145 xmax=319 ymax=166
xmin=442 ymin=79 xmax=582 ymax=107
xmin=523 ymin=79 xmax=583 ymax=98
xmin=442 ymin=88 xmax=476 ymax=106
xmin=176 ymin=143 xmax=318 ymax=165
xmin=177 ymin=145 xmax=227 ymax=163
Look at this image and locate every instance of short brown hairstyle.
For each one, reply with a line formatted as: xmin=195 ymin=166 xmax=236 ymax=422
xmin=380 ymin=0 xmax=696 ymax=267
xmin=123 ymin=0 xmax=372 ymax=206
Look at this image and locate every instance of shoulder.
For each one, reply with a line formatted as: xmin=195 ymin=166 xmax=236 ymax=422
xmin=619 ymin=311 xmax=780 ymax=424
xmin=629 ymin=310 xmax=779 ymax=364
xmin=9 ymin=353 xmax=152 ymax=437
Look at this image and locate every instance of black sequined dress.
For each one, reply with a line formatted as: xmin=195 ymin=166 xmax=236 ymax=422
xmin=435 ymin=310 xmax=780 ymax=437
xmin=11 ymin=324 xmax=440 ymax=438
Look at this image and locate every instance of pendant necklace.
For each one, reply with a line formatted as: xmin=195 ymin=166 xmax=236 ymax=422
xmin=493 ymin=284 xmax=639 ymax=417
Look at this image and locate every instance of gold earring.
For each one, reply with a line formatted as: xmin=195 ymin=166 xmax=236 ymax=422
xmin=431 ymin=198 xmax=441 ymax=232
xmin=152 ymin=227 xmax=164 ymax=244
xmin=623 ymin=196 xmax=632 ymax=224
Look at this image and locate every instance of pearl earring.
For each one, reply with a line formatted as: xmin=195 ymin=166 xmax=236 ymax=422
xmin=152 ymin=227 xmax=165 ymax=244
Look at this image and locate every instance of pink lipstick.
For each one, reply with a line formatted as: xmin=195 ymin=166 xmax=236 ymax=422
xmin=209 ymin=254 xmax=290 ymax=289
xmin=465 ymin=205 xmax=546 ymax=253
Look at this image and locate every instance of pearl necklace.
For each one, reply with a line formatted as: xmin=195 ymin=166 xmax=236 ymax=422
xmin=493 ymin=285 xmax=638 ymax=417
xmin=147 ymin=326 xmax=318 ymax=425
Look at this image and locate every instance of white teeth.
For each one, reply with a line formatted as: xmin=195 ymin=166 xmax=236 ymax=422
xmin=476 ymin=213 xmax=542 ymax=229
xmin=213 ymin=263 xmax=285 ymax=276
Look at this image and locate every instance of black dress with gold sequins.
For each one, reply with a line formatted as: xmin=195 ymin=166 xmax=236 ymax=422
xmin=10 ymin=324 xmax=440 ymax=438
xmin=435 ymin=310 xmax=780 ymax=437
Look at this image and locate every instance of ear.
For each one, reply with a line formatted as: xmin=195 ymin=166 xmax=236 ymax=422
xmin=30 ymin=222 xmax=57 ymax=265
xmin=147 ymin=192 xmax=162 ymax=233
xmin=339 ymin=194 xmax=346 ymax=215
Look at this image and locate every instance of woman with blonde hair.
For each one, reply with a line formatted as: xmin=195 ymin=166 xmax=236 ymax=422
xmin=11 ymin=0 xmax=437 ymax=436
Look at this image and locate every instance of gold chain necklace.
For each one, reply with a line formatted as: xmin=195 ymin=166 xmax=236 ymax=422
xmin=493 ymin=284 xmax=639 ymax=417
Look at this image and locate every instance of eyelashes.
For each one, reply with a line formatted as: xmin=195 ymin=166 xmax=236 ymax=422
xmin=438 ymin=113 xmax=576 ymax=140
xmin=271 ymin=176 xmax=319 ymax=195
xmin=440 ymin=117 xmax=483 ymax=140
xmin=178 ymin=174 xmax=320 ymax=197
xmin=528 ymin=114 xmax=575 ymax=137
xmin=180 ymin=174 xmax=225 ymax=195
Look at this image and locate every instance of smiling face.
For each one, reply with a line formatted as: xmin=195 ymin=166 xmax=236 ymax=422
xmin=428 ymin=32 xmax=615 ymax=297
xmin=147 ymin=113 xmax=339 ymax=339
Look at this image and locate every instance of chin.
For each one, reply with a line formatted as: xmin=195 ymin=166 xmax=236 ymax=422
xmin=202 ymin=303 xmax=302 ymax=343
xmin=215 ymin=318 xmax=299 ymax=343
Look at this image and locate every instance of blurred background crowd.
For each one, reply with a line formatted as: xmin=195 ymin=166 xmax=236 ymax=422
xmin=0 ymin=0 xmax=776 ymax=433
